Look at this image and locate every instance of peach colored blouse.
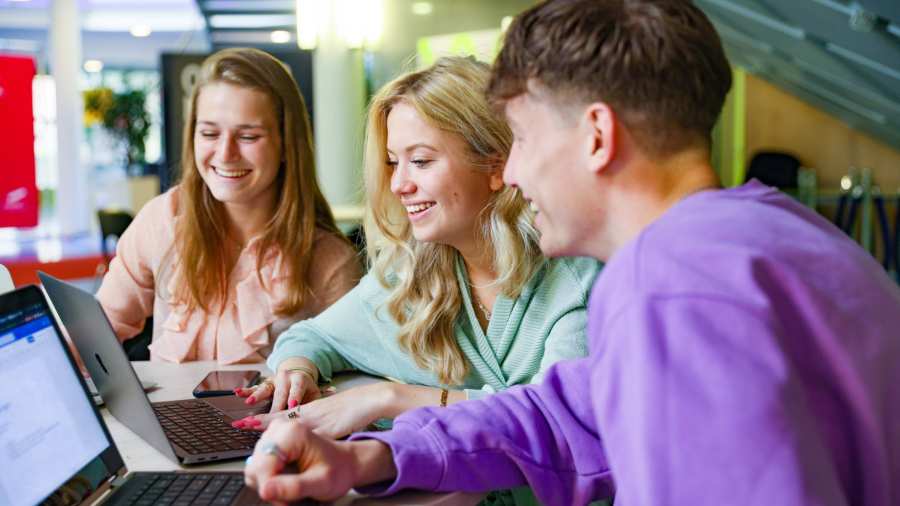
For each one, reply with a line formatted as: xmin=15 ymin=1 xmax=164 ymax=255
xmin=96 ymin=188 xmax=362 ymax=365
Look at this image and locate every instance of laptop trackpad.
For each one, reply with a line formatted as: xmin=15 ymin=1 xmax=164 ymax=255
xmin=205 ymin=395 xmax=272 ymax=421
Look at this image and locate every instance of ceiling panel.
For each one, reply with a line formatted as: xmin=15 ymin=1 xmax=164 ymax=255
xmin=697 ymin=0 xmax=900 ymax=149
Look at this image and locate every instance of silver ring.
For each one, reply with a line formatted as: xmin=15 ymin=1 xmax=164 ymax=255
xmin=258 ymin=441 xmax=288 ymax=464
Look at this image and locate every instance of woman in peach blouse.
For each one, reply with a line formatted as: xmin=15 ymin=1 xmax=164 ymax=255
xmin=96 ymin=48 xmax=361 ymax=364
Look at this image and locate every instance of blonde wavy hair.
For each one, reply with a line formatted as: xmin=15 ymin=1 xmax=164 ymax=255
xmin=173 ymin=47 xmax=341 ymax=316
xmin=364 ymin=56 xmax=542 ymax=385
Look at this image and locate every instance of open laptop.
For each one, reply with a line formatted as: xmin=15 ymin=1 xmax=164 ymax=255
xmin=0 ymin=285 xmax=269 ymax=505
xmin=39 ymin=272 xmax=270 ymax=465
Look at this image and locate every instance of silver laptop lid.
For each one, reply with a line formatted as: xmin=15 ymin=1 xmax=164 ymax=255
xmin=38 ymin=272 xmax=181 ymax=464
xmin=0 ymin=285 xmax=124 ymax=505
xmin=0 ymin=264 xmax=13 ymax=294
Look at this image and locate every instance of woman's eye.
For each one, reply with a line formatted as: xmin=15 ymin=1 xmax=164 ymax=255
xmin=239 ymin=135 xmax=260 ymax=142
xmin=411 ymin=159 xmax=431 ymax=168
xmin=199 ymin=131 xmax=218 ymax=139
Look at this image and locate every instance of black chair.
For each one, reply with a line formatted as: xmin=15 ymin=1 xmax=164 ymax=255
xmin=97 ymin=209 xmax=134 ymax=265
xmin=745 ymin=151 xmax=801 ymax=189
xmin=96 ymin=209 xmax=151 ymax=360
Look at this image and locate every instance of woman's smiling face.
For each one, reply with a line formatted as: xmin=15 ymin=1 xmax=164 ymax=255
xmin=386 ymin=101 xmax=500 ymax=250
xmin=193 ymin=82 xmax=283 ymax=213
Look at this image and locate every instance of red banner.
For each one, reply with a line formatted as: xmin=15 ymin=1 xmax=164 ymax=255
xmin=0 ymin=54 xmax=38 ymax=228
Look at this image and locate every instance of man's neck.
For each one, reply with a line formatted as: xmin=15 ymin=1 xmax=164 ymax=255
xmin=605 ymin=147 xmax=721 ymax=256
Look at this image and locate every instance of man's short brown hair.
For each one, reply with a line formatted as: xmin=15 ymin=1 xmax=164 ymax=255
xmin=488 ymin=0 xmax=732 ymax=156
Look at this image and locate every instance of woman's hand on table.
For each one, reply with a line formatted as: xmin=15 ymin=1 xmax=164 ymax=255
xmin=232 ymin=382 xmax=396 ymax=439
xmin=234 ymin=357 xmax=321 ymax=412
xmin=244 ymin=418 xmax=396 ymax=503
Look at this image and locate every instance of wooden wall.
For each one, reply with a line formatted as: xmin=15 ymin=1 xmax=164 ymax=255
xmin=744 ymin=73 xmax=900 ymax=192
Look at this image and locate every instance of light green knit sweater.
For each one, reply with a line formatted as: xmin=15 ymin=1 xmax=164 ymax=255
xmin=268 ymin=256 xmax=601 ymax=400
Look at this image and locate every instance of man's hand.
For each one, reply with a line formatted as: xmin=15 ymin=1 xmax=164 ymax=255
xmin=244 ymin=419 xmax=397 ymax=503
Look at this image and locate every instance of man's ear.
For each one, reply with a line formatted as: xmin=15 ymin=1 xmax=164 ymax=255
xmin=584 ymin=102 xmax=616 ymax=173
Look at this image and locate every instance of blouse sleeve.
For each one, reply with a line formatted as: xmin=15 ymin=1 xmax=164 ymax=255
xmin=95 ymin=194 xmax=171 ymax=341
xmin=268 ymin=273 xmax=393 ymax=381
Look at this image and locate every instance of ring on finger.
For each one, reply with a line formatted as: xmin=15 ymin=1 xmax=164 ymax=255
xmin=259 ymin=441 xmax=289 ymax=465
xmin=286 ymin=410 xmax=299 ymax=420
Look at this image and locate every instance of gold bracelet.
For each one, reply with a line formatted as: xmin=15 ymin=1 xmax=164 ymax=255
xmin=283 ymin=366 xmax=318 ymax=383
xmin=439 ymin=388 xmax=449 ymax=407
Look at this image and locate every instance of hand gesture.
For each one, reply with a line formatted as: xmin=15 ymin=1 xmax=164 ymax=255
xmin=235 ymin=357 xmax=321 ymax=412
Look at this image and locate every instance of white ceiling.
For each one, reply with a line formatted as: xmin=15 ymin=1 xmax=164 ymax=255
xmin=0 ymin=0 xmax=209 ymax=69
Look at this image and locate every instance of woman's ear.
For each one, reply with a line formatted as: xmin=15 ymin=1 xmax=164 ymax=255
xmin=489 ymin=168 xmax=505 ymax=191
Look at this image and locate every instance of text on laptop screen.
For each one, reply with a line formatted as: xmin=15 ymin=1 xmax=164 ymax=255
xmin=0 ymin=300 xmax=109 ymax=506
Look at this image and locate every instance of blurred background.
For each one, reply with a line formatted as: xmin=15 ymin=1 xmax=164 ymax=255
xmin=1 ymin=0 xmax=899 ymax=288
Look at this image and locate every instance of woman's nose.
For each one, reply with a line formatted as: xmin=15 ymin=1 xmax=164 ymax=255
xmin=217 ymin=135 xmax=240 ymax=162
xmin=390 ymin=163 xmax=416 ymax=195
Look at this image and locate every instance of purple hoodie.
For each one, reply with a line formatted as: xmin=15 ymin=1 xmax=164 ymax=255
xmin=352 ymin=181 xmax=900 ymax=506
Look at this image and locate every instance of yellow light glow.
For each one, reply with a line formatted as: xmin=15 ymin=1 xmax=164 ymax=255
xmin=840 ymin=175 xmax=852 ymax=191
xmin=501 ymin=16 xmax=513 ymax=32
xmin=83 ymin=60 xmax=104 ymax=73
xmin=270 ymin=30 xmax=291 ymax=43
xmin=296 ymin=0 xmax=324 ymax=50
xmin=129 ymin=24 xmax=152 ymax=37
xmin=336 ymin=0 xmax=382 ymax=48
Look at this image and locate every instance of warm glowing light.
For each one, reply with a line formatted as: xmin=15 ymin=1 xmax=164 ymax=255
xmin=296 ymin=0 xmax=325 ymax=49
xmin=337 ymin=0 xmax=383 ymax=48
xmin=840 ymin=175 xmax=852 ymax=191
xmin=501 ymin=16 xmax=513 ymax=32
xmin=270 ymin=30 xmax=291 ymax=43
xmin=83 ymin=60 xmax=104 ymax=73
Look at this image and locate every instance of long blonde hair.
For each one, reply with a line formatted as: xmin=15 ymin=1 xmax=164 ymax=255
xmin=174 ymin=47 xmax=341 ymax=316
xmin=364 ymin=56 xmax=542 ymax=385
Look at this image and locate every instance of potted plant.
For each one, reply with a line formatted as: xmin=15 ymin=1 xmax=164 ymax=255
xmin=84 ymin=87 xmax=151 ymax=173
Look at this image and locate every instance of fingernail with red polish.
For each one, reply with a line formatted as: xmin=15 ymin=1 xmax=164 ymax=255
xmin=245 ymin=396 xmax=256 ymax=405
xmin=288 ymin=399 xmax=298 ymax=408
xmin=232 ymin=421 xmax=244 ymax=428
xmin=247 ymin=418 xmax=261 ymax=427
xmin=233 ymin=388 xmax=242 ymax=395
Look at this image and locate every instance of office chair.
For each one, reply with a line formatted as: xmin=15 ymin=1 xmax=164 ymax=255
xmin=95 ymin=209 xmax=151 ymax=360
xmin=97 ymin=209 xmax=135 ymax=266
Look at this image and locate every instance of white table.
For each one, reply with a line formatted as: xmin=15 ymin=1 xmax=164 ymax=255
xmin=100 ymin=361 xmax=482 ymax=506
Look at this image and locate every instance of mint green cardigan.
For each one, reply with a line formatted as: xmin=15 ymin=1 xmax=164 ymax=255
xmin=268 ymin=256 xmax=601 ymax=399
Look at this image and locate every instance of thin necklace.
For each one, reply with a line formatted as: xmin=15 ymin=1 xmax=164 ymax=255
xmin=473 ymin=293 xmax=492 ymax=321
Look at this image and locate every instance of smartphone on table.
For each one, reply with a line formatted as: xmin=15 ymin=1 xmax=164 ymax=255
xmin=192 ymin=370 xmax=261 ymax=398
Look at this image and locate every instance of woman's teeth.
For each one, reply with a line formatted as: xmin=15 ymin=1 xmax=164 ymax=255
xmin=214 ymin=167 xmax=250 ymax=178
xmin=406 ymin=202 xmax=435 ymax=214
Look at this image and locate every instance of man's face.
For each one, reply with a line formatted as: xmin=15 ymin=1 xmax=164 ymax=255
xmin=503 ymin=92 xmax=602 ymax=258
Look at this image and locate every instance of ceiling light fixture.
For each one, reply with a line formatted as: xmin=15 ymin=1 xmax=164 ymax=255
xmin=83 ymin=60 xmax=104 ymax=73
xmin=270 ymin=30 xmax=291 ymax=43
xmin=296 ymin=0 xmax=325 ymax=50
xmin=129 ymin=24 xmax=152 ymax=37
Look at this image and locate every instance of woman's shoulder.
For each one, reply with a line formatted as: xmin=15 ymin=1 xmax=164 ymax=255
xmin=533 ymin=257 xmax=603 ymax=300
xmin=134 ymin=186 xmax=181 ymax=225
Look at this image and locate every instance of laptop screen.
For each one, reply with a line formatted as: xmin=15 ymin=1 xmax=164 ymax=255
xmin=0 ymin=287 xmax=116 ymax=506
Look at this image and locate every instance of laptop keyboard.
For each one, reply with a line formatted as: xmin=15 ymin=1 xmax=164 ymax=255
xmin=108 ymin=473 xmax=265 ymax=506
xmin=153 ymin=401 xmax=260 ymax=455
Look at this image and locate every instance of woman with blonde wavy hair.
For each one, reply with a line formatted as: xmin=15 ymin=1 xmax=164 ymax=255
xmin=237 ymin=56 xmax=600 ymax=436
xmin=96 ymin=47 xmax=361 ymax=364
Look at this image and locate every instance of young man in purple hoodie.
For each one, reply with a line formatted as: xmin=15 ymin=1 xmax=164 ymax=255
xmin=244 ymin=1 xmax=900 ymax=504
